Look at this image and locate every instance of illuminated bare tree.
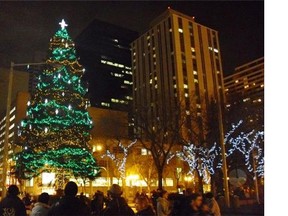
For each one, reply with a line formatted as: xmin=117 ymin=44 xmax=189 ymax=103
xmin=101 ymin=140 xmax=136 ymax=181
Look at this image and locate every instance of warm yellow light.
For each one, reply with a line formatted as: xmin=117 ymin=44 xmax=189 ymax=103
xmin=127 ymin=174 xmax=139 ymax=180
xmin=96 ymin=145 xmax=103 ymax=151
xmin=184 ymin=176 xmax=192 ymax=182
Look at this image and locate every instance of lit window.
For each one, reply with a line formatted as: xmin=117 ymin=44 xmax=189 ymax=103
xmin=235 ymin=80 xmax=239 ymax=83
xmin=185 ymin=93 xmax=189 ymax=97
xmin=225 ymin=88 xmax=229 ymax=92
xmin=186 ymin=110 xmax=190 ymax=115
xmin=258 ymin=99 xmax=262 ymax=102
xmin=8 ymin=132 xmax=14 ymax=138
xmin=244 ymin=85 xmax=249 ymax=89
xmin=141 ymin=148 xmax=151 ymax=155
xmin=169 ymin=28 xmax=172 ymax=32
xmin=178 ymin=28 xmax=183 ymax=33
xmin=197 ymin=112 xmax=201 ymax=116
xmin=261 ymin=84 xmax=264 ymax=88
xmin=124 ymin=80 xmax=133 ymax=85
xmin=191 ymin=47 xmax=195 ymax=52
xmin=10 ymin=115 xmax=15 ymax=122
xmin=9 ymin=123 xmax=15 ymax=130
xmin=101 ymin=102 xmax=110 ymax=107
xmin=150 ymin=79 xmax=153 ymax=84
xmin=155 ymin=84 xmax=158 ymax=89
xmin=196 ymin=104 xmax=201 ymax=109
xmin=226 ymin=104 xmax=231 ymax=108
xmin=193 ymin=70 xmax=198 ymax=75
xmin=243 ymin=98 xmax=250 ymax=102
xmin=213 ymin=48 xmax=219 ymax=53
xmin=184 ymin=84 xmax=188 ymax=89
xmin=113 ymin=39 xmax=118 ymax=43
xmin=174 ymin=84 xmax=177 ymax=88
xmin=194 ymin=79 xmax=198 ymax=83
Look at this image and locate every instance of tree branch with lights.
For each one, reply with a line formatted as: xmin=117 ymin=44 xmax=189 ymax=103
xmin=101 ymin=140 xmax=137 ymax=180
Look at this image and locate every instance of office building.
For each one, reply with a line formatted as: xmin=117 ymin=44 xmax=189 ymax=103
xmin=224 ymin=57 xmax=264 ymax=106
xmin=224 ymin=57 xmax=264 ymax=130
xmin=131 ymin=9 xmax=225 ymax=143
xmin=75 ymin=19 xmax=138 ymax=112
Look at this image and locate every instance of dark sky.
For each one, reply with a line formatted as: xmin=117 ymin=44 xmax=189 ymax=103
xmin=0 ymin=0 xmax=264 ymax=75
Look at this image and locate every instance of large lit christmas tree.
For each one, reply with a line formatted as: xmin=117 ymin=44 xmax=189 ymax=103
xmin=14 ymin=20 xmax=100 ymax=184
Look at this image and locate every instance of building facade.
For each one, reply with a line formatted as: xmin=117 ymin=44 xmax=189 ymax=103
xmin=224 ymin=57 xmax=264 ymax=106
xmin=75 ymin=19 xmax=138 ymax=112
xmin=131 ymin=9 xmax=225 ymax=143
xmin=224 ymin=57 xmax=264 ymax=131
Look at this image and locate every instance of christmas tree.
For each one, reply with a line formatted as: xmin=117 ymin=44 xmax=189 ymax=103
xmin=15 ymin=19 xmax=100 ymax=183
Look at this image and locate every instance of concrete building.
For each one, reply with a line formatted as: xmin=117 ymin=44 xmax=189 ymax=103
xmin=131 ymin=9 xmax=225 ymax=143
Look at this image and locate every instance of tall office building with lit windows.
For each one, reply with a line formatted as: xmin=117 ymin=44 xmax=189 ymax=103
xmin=75 ymin=20 xmax=138 ymax=112
xmin=131 ymin=9 xmax=225 ymax=142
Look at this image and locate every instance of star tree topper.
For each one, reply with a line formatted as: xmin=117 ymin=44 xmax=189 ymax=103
xmin=59 ymin=19 xmax=68 ymax=29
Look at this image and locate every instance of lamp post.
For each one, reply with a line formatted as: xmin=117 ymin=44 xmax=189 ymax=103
xmin=2 ymin=61 xmax=46 ymax=197
xmin=215 ymin=95 xmax=230 ymax=207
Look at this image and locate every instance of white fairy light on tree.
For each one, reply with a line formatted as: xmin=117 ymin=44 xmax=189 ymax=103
xmin=101 ymin=140 xmax=137 ymax=179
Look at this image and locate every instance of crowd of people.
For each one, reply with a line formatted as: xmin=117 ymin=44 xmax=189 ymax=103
xmin=0 ymin=182 xmax=221 ymax=216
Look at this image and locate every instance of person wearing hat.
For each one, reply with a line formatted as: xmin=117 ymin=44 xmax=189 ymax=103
xmin=100 ymin=184 xmax=135 ymax=216
xmin=48 ymin=181 xmax=89 ymax=216
xmin=0 ymin=185 xmax=27 ymax=216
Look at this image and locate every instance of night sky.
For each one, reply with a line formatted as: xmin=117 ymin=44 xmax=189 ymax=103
xmin=0 ymin=1 xmax=264 ymax=75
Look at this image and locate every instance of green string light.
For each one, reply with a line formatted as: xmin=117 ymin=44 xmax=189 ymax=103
xmin=15 ymin=20 xmax=99 ymax=180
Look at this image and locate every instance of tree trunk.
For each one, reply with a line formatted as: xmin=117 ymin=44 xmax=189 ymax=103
xmin=158 ymin=170 xmax=163 ymax=190
xmin=195 ymin=170 xmax=204 ymax=194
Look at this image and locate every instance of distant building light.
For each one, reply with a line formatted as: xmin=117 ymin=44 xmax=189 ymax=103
xmin=101 ymin=102 xmax=110 ymax=107
xmin=178 ymin=28 xmax=183 ymax=33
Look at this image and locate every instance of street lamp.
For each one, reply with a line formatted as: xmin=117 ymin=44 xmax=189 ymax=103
xmin=2 ymin=61 xmax=46 ymax=197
